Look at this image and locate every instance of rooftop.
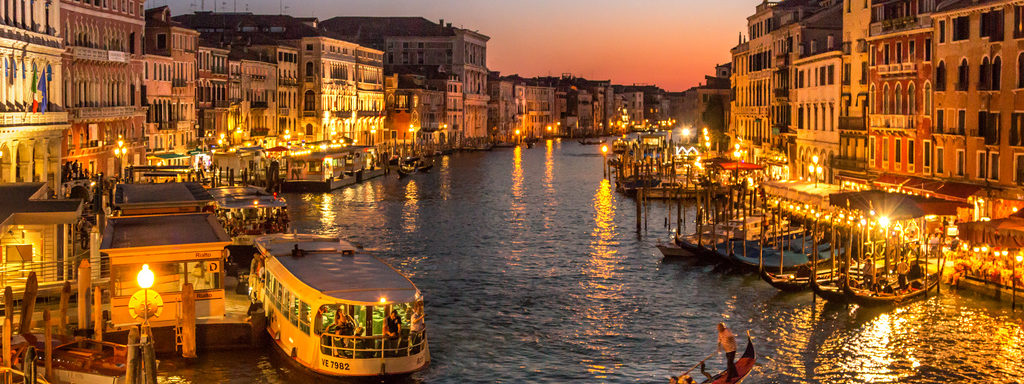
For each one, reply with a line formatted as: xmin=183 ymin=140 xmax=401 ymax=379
xmin=256 ymin=234 xmax=420 ymax=304
xmin=114 ymin=183 xmax=214 ymax=206
xmin=207 ymin=186 xmax=287 ymax=209
xmin=0 ymin=183 xmax=83 ymax=230
xmin=101 ymin=213 xmax=230 ymax=249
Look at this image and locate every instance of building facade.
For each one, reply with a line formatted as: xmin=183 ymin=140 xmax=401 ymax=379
xmin=0 ymin=0 xmax=68 ymax=186
xmin=61 ymin=0 xmax=146 ymax=177
xmin=144 ymin=6 xmax=198 ymax=159
xmin=791 ymin=50 xmax=843 ymax=183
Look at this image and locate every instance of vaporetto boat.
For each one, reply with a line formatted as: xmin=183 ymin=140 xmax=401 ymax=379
xmin=250 ymin=234 xmax=429 ymax=376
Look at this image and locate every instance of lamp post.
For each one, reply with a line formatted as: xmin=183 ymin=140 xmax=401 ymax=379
xmin=812 ymin=155 xmax=820 ymax=188
xmin=137 ymin=264 xmax=155 ymax=334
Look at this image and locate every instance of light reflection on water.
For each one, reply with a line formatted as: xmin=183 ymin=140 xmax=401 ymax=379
xmin=163 ymin=142 xmax=1024 ymax=383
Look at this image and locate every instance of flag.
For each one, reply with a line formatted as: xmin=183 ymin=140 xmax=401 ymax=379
xmin=29 ymin=65 xmax=37 ymax=112
xmin=39 ymin=66 xmax=49 ymax=113
xmin=32 ymin=66 xmax=45 ymax=113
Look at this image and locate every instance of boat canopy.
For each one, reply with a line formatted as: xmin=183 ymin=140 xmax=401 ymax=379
xmin=828 ymin=190 xmax=969 ymax=220
xmin=208 ymin=186 xmax=286 ymax=209
xmin=255 ymin=234 xmax=420 ymax=305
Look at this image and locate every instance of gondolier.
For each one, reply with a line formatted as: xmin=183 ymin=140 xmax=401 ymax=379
xmin=717 ymin=323 xmax=738 ymax=380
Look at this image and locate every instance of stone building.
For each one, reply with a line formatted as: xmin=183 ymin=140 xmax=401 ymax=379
xmin=0 ymin=0 xmax=68 ymax=186
xmin=143 ymin=6 xmax=198 ymax=160
xmin=61 ymin=0 xmax=145 ymax=177
xmin=319 ymin=17 xmax=490 ymax=142
xmin=791 ymin=49 xmax=842 ymax=183
xmin=196 ymin=42 xmax=229 ymax=144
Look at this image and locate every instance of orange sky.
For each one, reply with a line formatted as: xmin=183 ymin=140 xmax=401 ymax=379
xmin=165 ymin=0 xmax=752 ymax=91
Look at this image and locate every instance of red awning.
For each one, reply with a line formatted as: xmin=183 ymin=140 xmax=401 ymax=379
xmin=873 ymin=173 xmax=911 ymax=187
xmin=266 ymin=146 xmax=288 ymax=152
xmin=958 ymin=217 xmax=1024 ymax=247
xmin=933 ymin=181 xmax=982 ymax=202
xmin=717 ymin=162 xmax=763 ymax=171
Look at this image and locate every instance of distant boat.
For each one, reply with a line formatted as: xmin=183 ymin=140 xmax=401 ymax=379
xmin=578 ymin=139 xmax=605 ymax=145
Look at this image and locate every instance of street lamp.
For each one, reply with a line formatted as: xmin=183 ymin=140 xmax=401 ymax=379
xmin=812 ymin=155 xmax=820 ymax=187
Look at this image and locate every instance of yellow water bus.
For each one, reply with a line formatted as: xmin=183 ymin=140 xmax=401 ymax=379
xmin=250 ymin=234 xmax=429 ymax=376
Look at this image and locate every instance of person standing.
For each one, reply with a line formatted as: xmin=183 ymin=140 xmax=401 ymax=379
xmin=717 ymin=322 xmax=738 ymax=380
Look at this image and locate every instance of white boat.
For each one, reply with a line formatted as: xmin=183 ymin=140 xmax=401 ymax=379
xmin=250 ymin=234 xmax=429 ymax=377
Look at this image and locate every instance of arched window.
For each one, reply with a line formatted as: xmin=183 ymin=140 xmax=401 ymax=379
xmin=957 ymin=59 xmax=969 ymax=91
xmin=895 ymin=83 xmax=903 ymax=114
xmin=870 ymin=84 xmax=876 ymax=113
xmin=980 ymin=57 xmax=991 ymax=90
xmin=304 ymin=61 xmax=314 ymax=77
xmin=883 ymin=83 xmax=890 ymax=114
xmin=908 ymin=83 xmax=916 ymax=115
xmin=303 ymin=90 xmax=315 ymax=111
xmin=992 ymin=56 xmax=1001 ymax=91
xmin=923 ymin=82 xmax=932 ymax=116
xmin=1018 ymin=53 xmax=1024 ymax=88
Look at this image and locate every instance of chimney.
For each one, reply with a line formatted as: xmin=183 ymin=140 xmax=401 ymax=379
xmin=439 ymin=18 xmax=444 ymax=26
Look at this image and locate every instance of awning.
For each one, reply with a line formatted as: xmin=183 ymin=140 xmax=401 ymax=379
xmin=147 ymin=153 xmax=189 ymax=160
xmin=266 ymin=146 xmax=288 ymax=152
xmin=873 ymin=174 xmax=911 ymax=187
xmin=829 ymin=190 xmax=970 ymax=220
xmin=763 ymin=180 xmax=841 ymax=209
xmin=933 ymin=181 xmax=982 ymax=202
xmin=957 ymin=217 xmax=1024 ymax=247
xmin=717 ymin=162 xmax=763 ymax=171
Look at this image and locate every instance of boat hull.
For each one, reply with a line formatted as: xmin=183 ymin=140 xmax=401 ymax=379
xmin=843 ymin=274 xmax=940 ymax=307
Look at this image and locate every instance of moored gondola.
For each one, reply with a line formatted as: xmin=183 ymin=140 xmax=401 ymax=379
xmin=759 ymin=267 xmax=815 ymax=292
xmin=810 ymin=275 xmax=848 ymax=302
xmin=842 ymin=272 xmax=940 ymax=306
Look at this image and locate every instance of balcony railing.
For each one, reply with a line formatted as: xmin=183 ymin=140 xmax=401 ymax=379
xmin=876 ymin=62 xmax=917 ymax=76
xmin=214 ymin=100 xmax=232 ymax=108
xmin=69 ymin=106 xmax=141 ymax=121
xmin=0 ymin=111 xmax=68 ymax=126
xmin=71 ymin=46 xmax=129 ymax=63
xmin=869 ymin=114 xmax=915 ymax=130
xmin=839 ymin=116 xmax=867 ymax=131
xmin=278 ymin=107 xmax=289 ymax=115
xmin=251 ymin=101 xmax=269 ymax=109
xmin=833 ymin=157 xmax=868 ymax=171
xmin=869 ymin=15 xmax=932 ymax=36
xmin=278 ymin=78 xmax=298 ymax=86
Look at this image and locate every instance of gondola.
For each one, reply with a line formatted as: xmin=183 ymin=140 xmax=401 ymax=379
xmin=810 ymin=275 xmax=848 ymax=302
xmin=842 ymin=271 xmax=940 ymax=307
xmin=578 ymin=139 xmax=605 ymax=145
xmin=658 ymin=238 xmax=697 ymax=259
xmin=396 ymin=166 xmax=414 ymax=178
xmin=726 ymin=240 xmax=835 ymax=273
xmin=697 ymin=333 xmax=757 ymax=384
xmin=417 ymin=163 xmax=433 ymax=173
xmin=759 ymin=267 xmax=816 ymax=292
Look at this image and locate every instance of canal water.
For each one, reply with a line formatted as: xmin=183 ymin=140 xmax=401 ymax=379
xmin=161 ymin=140 xmax=1024 ymax=383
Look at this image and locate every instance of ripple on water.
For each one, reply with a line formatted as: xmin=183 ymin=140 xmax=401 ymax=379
xmin=165 ymin=143 xmax=1024 ymax=383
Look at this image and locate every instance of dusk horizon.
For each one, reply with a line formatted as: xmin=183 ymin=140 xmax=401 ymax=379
xmin=156 ymin=0 xmax=749 ymax=91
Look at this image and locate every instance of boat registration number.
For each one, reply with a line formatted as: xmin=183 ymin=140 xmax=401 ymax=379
xmin=321 ymin=359 xmax=350 ymax=371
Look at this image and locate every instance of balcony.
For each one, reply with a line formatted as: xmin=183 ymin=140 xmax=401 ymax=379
xmin=0 ymin=110 xmax=68 ymax=127
xmin=69 ymin=106 xmax=142 ymax=122
xmin=251 ymin=101 xmax=269 ymax=109
xmin=250 ymin=127 xmax=270 ymax=137
xmin=155 ymin=120 xmax=191 ymax=131
xmin=839 ymin=116 xmax=867 ymax=131
xmin=869 ymin=114 xmax=915 ymax=130
xmin=302 ymin=110 xmax=316 ymax=117
xmin=71 ymin=46 xmax=129 ymax=63
xmin=833 ymin=157 xmax=868 ymax=171
xmin=278 ymin=107 xmax=289 ymax=115
xmin=773 ymin=88 xmax=789 ymax=98
xmin=869 ymin=15 xmax=932 ymax=36
xmin=876 ymin=62 xmax=917 ymax=76
xmin=213 ymin=100 xmax=232 ymax=108
xmin=278 ymin=78 xmax=298 ymax=87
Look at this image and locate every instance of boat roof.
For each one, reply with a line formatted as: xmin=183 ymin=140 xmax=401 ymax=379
xmin=255 ymin=234 xmax=420 ymax=304
xmin=207 ymin=186 xmax=287 ymax=209
xmin=113 ymin=183 xmax=214 ymax=209
xmin=101 ymin=213 xmax=230 ymax=249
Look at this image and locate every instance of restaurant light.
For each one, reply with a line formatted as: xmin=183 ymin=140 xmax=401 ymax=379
xmin=878 ymin=216 xmax=890 ymax=228
xmin=137 ymin=264 xmax=154 ymax=289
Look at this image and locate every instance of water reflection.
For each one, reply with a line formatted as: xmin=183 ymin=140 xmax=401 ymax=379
xmin=510 ymin=145 xmax=525 ymax=228
xmin=439 ymin=155 xmax=451 ymax=200
xmin=403 ymin=179 xmax=419 ymax=233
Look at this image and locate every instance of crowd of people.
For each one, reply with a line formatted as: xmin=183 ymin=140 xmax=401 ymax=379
xmin=948 ymin=248 xmax=1024 ymax=290
xmin=61 ymin=160 xmax=92 ymax=181
xmin=219 ymin=209 xmax=289 ymax=237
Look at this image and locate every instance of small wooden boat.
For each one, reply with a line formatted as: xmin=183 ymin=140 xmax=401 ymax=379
xmin=843 ymin=271 xmax=939 ymax=307
xmin=397 ymin=166 xmax=414 ymax=178
xmin=759 ymin=267 xmax=815 ymax=292
xmin=694 ymin=333 xmax=756 ymax=384
xmin=12 ymin=334 xmax=127 ymax=384
xmin=417 ymin=163 xmax=433 ymax=173
xmin=811 ymin=275 xmax=848 ymax=302
xmin=492 ymin=142 xmax=517 ymax=148
xmin=578 ymin=139 xmax=605 ymax=145
xmin=657 ymin=240 xmax=693 ymax=258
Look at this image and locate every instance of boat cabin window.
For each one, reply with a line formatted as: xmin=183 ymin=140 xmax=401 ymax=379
xmin=112 ymin=261 xmax=222 ymax=296
xmin=316 ymin=301 xmax=425 ymax=359
xmin=261 ymin=271 xmax=311 ymax=335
